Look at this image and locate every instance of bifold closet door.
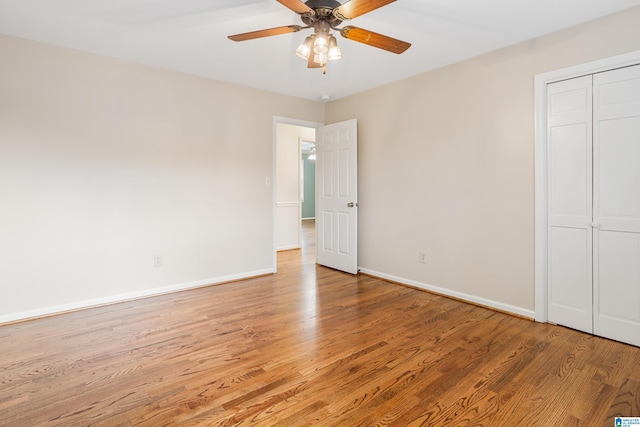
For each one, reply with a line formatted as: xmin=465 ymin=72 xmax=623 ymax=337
xmin=547 ymin=75 xmax=594 ymax=334
xmin=593 ymin=64 xmax=640 ymax=347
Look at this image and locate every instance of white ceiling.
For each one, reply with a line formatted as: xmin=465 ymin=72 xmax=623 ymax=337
xmin=1 ymin=0 xmax=640 ymax=101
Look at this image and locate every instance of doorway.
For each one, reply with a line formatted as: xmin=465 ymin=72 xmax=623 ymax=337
xmin=273 ymin=117 xmax=321 ymax=271
xmin=273 ymin=117 xmax=359 ymax=275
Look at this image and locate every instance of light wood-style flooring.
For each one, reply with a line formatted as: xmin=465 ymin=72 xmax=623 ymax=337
xmin=1 ymin=220 xmax=639 ymax=426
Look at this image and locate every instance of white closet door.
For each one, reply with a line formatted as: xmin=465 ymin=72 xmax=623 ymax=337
xmin=593 ymin=64 xmax=640 ymax=347
xmin=547 ymin=75 xmax=594 ymax=333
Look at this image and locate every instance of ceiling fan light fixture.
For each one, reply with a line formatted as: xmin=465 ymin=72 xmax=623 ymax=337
xmin=327 ymin=35 xmax=342 ymax=61
xmin=295 ymin=35 xmax=314 ymax=60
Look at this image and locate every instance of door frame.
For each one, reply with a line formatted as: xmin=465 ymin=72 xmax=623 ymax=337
xmin=272 ymin=116 xmax=323 ymax=273
xmin=534 ymin=49 xmax=640 ymax=322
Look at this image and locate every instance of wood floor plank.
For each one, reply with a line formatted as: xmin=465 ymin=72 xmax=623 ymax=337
xmin=1 ymin=220 xmax=639 ymax=426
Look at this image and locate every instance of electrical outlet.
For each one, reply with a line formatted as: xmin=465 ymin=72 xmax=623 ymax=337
xmin=418 ymin=251 xmax=426 ymax=264
xmin=154 ymin=255 xmax=163 ymax=267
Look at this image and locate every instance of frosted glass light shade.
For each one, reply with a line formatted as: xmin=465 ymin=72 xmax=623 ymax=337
xmin=296 ymin=36 xmax=313 ymax=60
xmin=314 ymin=53 xmax=328 ymax=65
xmin=328 ymin=36 xmax=342 ymax=61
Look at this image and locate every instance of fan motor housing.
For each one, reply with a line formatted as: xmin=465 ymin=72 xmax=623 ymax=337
xmin=304 ymin=0 xmax=342 ymax=9
xmin=301 ymin=0 xmax=344 ymax=27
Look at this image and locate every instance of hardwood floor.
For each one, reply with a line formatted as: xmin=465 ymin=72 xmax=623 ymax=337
xmin=1 ymin=219 xmax=639 ymax=426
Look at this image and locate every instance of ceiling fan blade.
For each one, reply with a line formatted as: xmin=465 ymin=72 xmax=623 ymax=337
xmin=333 ymin=0 xmax=396 ymax=20
xmin=340 ymin=26 xmax=411 ymax=54
xmin=228 ymin=25 xmax=302 ymax=41
xmin=277 ymin=0 xmax=315 ymax=15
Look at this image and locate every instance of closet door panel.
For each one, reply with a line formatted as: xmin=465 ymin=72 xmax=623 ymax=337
xmin=597 ymin=119 xmax=640 ymax=227
xmin=547 ymin=75 xmax=593 ymax=333
xmin=549 ymin=227 xmax=591 ymax=311
xmin=597 ymin=232 xmax=640 ymax=316
xmin=595 ymin=231 xmax=640 ymax=346
xmin=593 ymin=64 xmax=640 ymax=347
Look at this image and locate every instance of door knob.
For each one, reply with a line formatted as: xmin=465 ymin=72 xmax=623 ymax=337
xmin=591 ymin=221 xmax=600 ymax=228
xmin=347 ymin=202 xmax=358 ymax=208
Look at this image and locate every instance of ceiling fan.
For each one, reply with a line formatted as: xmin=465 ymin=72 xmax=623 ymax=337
xmin=228 ymin=0 xmax=411 ymax=74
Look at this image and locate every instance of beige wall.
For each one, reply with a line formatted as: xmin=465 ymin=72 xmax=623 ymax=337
xmin=325 ymin=6 xmax=640 ymax=315
xmin=0 ymin=34 xmax=324 ymax=322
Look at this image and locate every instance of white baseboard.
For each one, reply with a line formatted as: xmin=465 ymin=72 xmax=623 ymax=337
xmin=302 ymin=217 xmax=316 ymax=221
xmin=0 ymin=268 xmax=275 ymax=325
xmin=358 ymin=267 xmax=535 ymax=320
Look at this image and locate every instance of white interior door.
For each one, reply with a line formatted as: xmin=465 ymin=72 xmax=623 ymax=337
xmin=593 ymin=64 xmax=640 ymax=347
xmin=547 ymin=75 xmax=594 ymax=334
xmin=316 ymin=119 xmax=358 ymax=274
